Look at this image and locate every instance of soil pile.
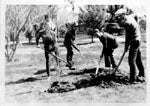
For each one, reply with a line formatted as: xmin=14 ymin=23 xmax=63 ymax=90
xmin=46 ymin=68 xmax=129 ymax=93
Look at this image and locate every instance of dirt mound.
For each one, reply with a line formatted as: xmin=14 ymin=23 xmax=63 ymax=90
xmin=47 ymin=81 xmax=76 ymax=93
xmin=46 ymin=68 xmax=130 ymax=93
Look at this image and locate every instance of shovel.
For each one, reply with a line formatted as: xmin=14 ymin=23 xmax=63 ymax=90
xmin=73 ymin=44 xmax=88 ymax=67
xmin=78 ymin=50 xmax=88 ymax=66
xmin=38 ymin=47 xmax=68 ymax=75
xmin=39 ymin=47 xmax=68 ymax=64
xmin=110 ymin=50 xmax=126 ymax=75
xmin=95 ymin=55 xmax=103 ymax=75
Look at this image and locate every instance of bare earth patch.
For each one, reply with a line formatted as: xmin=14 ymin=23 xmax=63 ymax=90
xmin=5 ymin=36 xmax=146 ymax=103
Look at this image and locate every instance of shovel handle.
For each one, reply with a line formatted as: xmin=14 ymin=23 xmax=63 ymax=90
xmin=111 ymin=51 xmax=126 ymax=75
xmin=95 ymin=56 xmax=103 ymax=75
xmin=78 ymin=51 xmax=88 ymax=66
xmin=40 ymin=47 xmax=68 ymax=64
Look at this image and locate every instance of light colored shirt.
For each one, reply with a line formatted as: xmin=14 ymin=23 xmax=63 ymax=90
xmin=123 ymin=15 xmax=141 ymax=49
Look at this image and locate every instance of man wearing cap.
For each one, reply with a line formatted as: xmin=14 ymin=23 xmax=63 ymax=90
xmin=115 ymin=9 xmax=145 ymax=83
xmin=64 ymin=23 xmax=80 ymax=69
xmin=94 ymin=29 xmax=118 ymax=68
xmin=35 ymin=14 xmax=59 ymax=76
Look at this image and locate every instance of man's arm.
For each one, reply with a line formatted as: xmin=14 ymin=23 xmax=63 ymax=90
xmin=39 ymin=22 xmax=46 ymax=33
xmin=71 ymin=40 xmax=80 ymax=51
xmin=100 ymin=36 xmax=107 ymax=49
xmin=125 ymin=34 xmax=130 ymax=52
xmin=70 ymin=29 xmax=80 ymax=51
xmin=39 ymin=29 xmax=46 ymax=33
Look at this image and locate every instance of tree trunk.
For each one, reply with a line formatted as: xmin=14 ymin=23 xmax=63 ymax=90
xmin=91 ymin=34 xmax=94 ymax=43
xmin=6 ymin=8 xmax=33 ymax=62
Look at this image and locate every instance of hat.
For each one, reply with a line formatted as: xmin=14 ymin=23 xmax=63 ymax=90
xmin=115 ymin=8 xmax=127 ymax=16
xmin=94 ymin=29 xmax=99 ymax=33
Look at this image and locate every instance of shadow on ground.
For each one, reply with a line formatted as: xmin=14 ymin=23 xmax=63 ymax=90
xmin=5 ymin=77 xmax=41 ymax=85
xmin=67 ymin=67 xmax=96 ymax=76
xmin=46 ymin=67 xmax=130 ymax=93
xmin=34 ymin=68 xmax=56 ymax=75
xmin=5 ymin=68 xmax=57 ymax=85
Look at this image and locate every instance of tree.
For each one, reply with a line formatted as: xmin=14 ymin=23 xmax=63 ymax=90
xmin=105 ymin=5 xmax=124 ymax=23
xmin=24 ymin=5 xmax=58 ymax=43
xmin=56 ymin=4 xmax=79 ymax=38
xmin=5 ymin=5 xmax=33 ymax=62
xmin=78 ymin=5 xmax=106 ymax=42
xmin=5 ymin=5 xmax=60 ymax=62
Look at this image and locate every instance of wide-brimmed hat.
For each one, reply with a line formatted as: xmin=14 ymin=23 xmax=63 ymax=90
xmin=115 ymin=8 xmax=127 ymax=16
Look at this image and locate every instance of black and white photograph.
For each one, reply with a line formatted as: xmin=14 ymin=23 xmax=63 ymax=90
xmin=0 ymin=0 xmax=149 ymax=105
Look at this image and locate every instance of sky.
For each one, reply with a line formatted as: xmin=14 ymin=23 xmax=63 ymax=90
xmin=126 ymin=4 xmax=146 ymax=16
xmin=56 ymin=4 xmax=146 ymax=25
xmin=63 ymin=3 xmax=146 ymax=17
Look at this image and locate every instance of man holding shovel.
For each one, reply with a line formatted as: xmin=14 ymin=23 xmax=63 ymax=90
xmin=35 ymin=14 xmax=60 ymax=76
xmin=94 ymin=28 xmax=119 ymax=74
xmin=115 ymin=9 xmax=145 ymax=83
xmin=64 ymin=22 xmax=80 ymax=69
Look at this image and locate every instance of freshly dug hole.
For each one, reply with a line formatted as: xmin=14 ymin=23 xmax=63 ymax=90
xmin=46 ymin=68 xmax=129 ymax=93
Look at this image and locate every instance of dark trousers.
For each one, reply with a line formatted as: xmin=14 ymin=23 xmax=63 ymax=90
xmin=66 ymin=45 xmax=73 ymax=65
xmin=104 ymin=48 xmax=117 ymax=68
xmin=128 ymin=40 xmax=145 ymax=81
xmin=45 ymin=50 xmax=50 ymax=76
xmin=44 ymin=44 xmax=59 ymax=76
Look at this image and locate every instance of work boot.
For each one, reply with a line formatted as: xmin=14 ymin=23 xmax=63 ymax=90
xmin=66 ymin=62 xmax=76 ymax=70
xmin=129 ymin=79 xmax=139 ymax=84
xmin=66 ymin=63 xmax=72 ymax=67
xmin=129 ymin=77 xmax=137 ymax=84
xmin=136 ymin=76 xmax=145 ymax=82
xmin=112 ymin=64 xmax=117 ymax=68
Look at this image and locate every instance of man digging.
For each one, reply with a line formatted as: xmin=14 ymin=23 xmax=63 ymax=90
xmin=35 ymin=14 xmax=60 ymax=76
xmin=94 ymin=28 xmax=119 ymax=73
xmin=64 ymin=23 xmax=80 ymax=70
xmin=115 ymin=9 xmax=145 ymax=83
